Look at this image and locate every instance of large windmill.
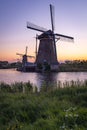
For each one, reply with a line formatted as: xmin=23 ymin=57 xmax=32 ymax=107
xmin=27 ymin=4 xmax=74 ymax=71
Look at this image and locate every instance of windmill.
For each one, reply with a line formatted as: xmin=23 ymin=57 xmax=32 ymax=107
xmin=27 ymin=4 xmax=74 ymax=71
xmin=16 ymin=46 xmax=35 ymax=70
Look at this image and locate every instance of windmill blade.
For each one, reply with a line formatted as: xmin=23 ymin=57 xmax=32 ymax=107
xmin=35 ymin=34 xmax=38 ymax=58
xmin=50 ymin=4 xmax=57 ymax=60
xmin=27 ymin=21 xmax=47 ymax=32
xmin=27 ymin=55 xmax=35 ymax=58
xmin=25 ymin=46 xmax=28 ymax=55
xmin=16 ymin=53 xmax=23 ymax=56
xmin=55 ymin=33 xmax=74 ymax=42
xmin=50 ymin=4 xmax=55 ymax=32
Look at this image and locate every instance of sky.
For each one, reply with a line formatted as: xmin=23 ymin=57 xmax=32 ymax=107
xmin=0 ymin=0 xmax=87 ymax=62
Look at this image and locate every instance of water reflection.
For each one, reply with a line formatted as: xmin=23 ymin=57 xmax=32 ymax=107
xmin=0 ymin=69 xmax=87 ymax=88
xmin=35 ymin=73 xmax=57 ymax=87
xmin=31 ymin=72 xmax=87 ymax=88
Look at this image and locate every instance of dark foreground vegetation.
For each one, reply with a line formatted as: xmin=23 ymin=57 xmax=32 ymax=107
xmin=0 ymin=80 xmax=87 ymax=130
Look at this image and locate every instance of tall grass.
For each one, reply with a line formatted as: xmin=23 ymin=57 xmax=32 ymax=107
xmin=0 ymin=80 xmax=87 ymax=130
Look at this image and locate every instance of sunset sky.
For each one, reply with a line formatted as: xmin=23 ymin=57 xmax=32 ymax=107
xmin=0 ymin=0 xmax=87 ymax=62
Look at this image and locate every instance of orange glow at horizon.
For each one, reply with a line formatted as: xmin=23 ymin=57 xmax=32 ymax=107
xmin=58 ymin=51 xmax=87 ymax=62
xmin=0 ymin=51 xmax=87 ymax=63
xmin=58 ymin=55 xmax=87 ymax=62
xmin=0 ymin=37 xmax=87 ymax=63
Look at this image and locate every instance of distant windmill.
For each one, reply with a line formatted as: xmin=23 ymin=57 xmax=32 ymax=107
xmin=27 ymin=4 xmax=74 ymax=71
xmin=16 ymin=46 xmax=35 ymax=66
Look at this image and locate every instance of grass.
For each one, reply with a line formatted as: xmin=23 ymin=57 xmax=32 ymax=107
xmin=0 ymin=80 xmax=87 ymax=130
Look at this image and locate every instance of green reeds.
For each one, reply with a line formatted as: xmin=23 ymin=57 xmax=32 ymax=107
xmin=0 ymin=81 xmax=37 ymax=93
xmin=0 ymin=80 xmax=87 ymax=130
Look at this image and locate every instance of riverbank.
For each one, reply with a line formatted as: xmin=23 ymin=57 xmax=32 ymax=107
xmin=1 ymin=60 xmax=87 ymax=72
xmin=0 ymin=81 xmax=87 ymax=130
xmin=58 ymin=61 xmax=87 ymax=72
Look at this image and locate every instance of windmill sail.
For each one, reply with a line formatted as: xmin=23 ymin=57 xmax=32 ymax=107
xmin=27 ymin=21 xmax=47 ymax=32
xmin=50 ymin=4 xmax=55 ymax=32
xmin=16 ymin=53 xmax=23 ymax=56
xmin=55 ymin=33 xmax=74 ymax=42
xmin=50 ymin=4 xmax=57 ymax=62
xmin=25 ymin=46 xmax=28 ymax=55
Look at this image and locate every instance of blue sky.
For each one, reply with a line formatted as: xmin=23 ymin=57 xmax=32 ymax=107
xmin=0 ymin=0 xmax=87 ymax=62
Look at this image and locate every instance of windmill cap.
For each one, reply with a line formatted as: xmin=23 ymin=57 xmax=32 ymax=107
xmin=38 ymin=30 xmax=53 ymax=39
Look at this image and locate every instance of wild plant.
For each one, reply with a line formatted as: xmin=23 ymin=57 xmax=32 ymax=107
xmin=60 ymin=107 xmax=79 ymax=129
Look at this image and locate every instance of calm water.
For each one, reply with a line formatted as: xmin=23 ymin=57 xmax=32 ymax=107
xmin=0 ymin=69 xmax=87 ymax=87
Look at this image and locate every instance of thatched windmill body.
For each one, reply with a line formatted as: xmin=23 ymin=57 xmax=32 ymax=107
xmin=27 ymin=4 xmax=74 ymax=71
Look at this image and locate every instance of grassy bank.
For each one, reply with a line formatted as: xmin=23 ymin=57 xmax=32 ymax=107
xmin=0 ymin=81 xmax=87 ymax=130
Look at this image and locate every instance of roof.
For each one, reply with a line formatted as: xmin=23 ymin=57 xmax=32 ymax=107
xmin=38 ymin=30 xmax=53 ymax=39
